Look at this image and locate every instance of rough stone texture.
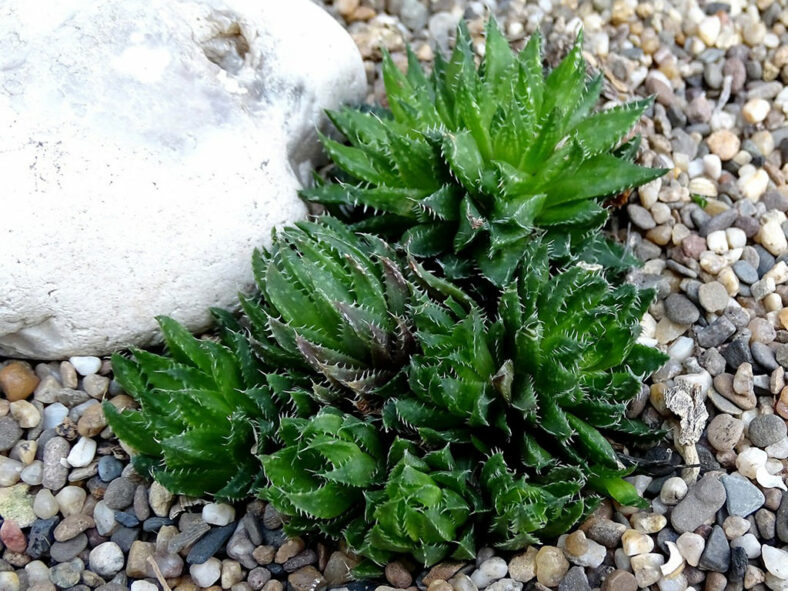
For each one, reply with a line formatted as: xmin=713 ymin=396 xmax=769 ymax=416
xmin=0 ymin=0 xmax=366 ymax=359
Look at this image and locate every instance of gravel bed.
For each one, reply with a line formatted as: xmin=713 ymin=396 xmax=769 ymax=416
xmin=2 ymin=0 xmax=788 ymax=590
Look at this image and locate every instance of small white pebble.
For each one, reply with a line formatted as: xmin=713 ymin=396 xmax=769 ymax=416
xmin=725 ymin=227 xmax=747 ymax=249
xmin=742 ymin=98 xmax=770 ymax=124
xmin=706 ymin=230 xmax=729 ymax=254
xmin=202 ymin=502 xmax=236 ymax=526
xmin=660 ymin=476 xmax=688 ymax=505
xmin=703 ymin=154 xmax=722 ymax=179
xmin=68 ymin=356 xmax=102 ymax=376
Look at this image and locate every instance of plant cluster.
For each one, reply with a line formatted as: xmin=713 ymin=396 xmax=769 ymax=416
xmin=106 ymin=19 xmax=668 ymax=569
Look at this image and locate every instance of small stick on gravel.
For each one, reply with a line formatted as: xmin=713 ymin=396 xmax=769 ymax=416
xmin=147 ymin=557 xmax=173 ymax=591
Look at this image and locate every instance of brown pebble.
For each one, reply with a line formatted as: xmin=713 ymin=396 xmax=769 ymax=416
xmin=287 ymin=566 xmax=326 ymax=591
xmin=77 ymin=404 xmax=107 ymax=437
xmin=0 ymin=362 xmax=40 ymax=402
xmin=275 ymin=538 xmax=305 ymax=564
xmin=602 ymin=569 xmax=637 ymax=591
xmin=385 ymin=561 xmax=413 ymax=588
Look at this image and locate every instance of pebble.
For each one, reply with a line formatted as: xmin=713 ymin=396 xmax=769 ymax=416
xmin=10 ymin=399 xmax=40 ymax=428
xmin=660 ymin=477 xmax=688 ymax=505
xmin=731 ymin=533 xmax=761 ymax=559
xmin=748 ymin=414 xmax=787 ymax=447
xmin=621 ymin=530 xmax=654 ymax=556
xmin=203 ymin=502 xmax=236 ymax=526
xmin=707 ymin=130 xmax=740 ymax=160
xmin=707 ymin=414 xmax=744 ymax=451
xmin=186 ymin=523 xmax=236 ymax=564
xmin=558 ymin=567 xmax=590 ymax=591
xmin=670 ymin=473 xmax=727 ymax=533
xmin=0 ymin=361 xmax=40 ymax=401
xmin=68 ymin=356 xmax=102 ymax=376
xmin=534 ymin=547 xmax=568 ymax=587
xmin=103 ymin=477 xmax=135 ymax=509
xmin=288 ymin=566 xmax=326 ymax=591
xmin=698 ymin=525 xmax=731 ymax=572
xmin=55 ymin=485 xmax=86 ymax=516
xmin=191 ymin=556 xmax=222 ymax=587
xmin=471 ymin=557 xmax=508 ymax=588
xmin=664 ymin=294 xmax=700 ymax=325
xmin=627 ymin=204 xmax=656 ymax=230
xmin=50 ymin=533 xmax=88 ymax=562
xmin=698 ymin=281 xmax=729 ymax=313
xmin=42 ymin=403 xmax=68 ymax=430
xmin=33 ymin=489 xmax=59 ymax=520
xmin=0 ymin=416 xmax=23 ymax=452
xmin=54 ymin=513 xmax=94 ymax=542
xmin=762 ymin=545 xmax=788 ymax=580
xmin=601 ymin=569 xmax=637 ymax=591
xmin=66 ymin=436 xmax=96 ymax=468
xmin=630 ymin=553 xmax=664 ymax=588
xmin=508 ymin=548 xmax=537 ymax=583
xmin=676 ymin=532 xmax=704 ymax=567
xmin=49 ymin=559 xmax=83 ymax=588
xmin=743 ymin=98 xmax=770 ymax=124
xmin=97 ymin=456 xmax=123 ymax=482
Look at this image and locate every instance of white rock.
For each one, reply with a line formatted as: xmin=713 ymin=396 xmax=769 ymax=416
xmin=622 ymin=529 xmax=655 ymax=556
xmin=88 ymin=542 xmax=125 ymax=577
xmin=731 ymin=533 xmax=762 ymax=559
xmin=657 ymin=573 xmax=687 ymax=591
xmin=766 ymin=437 xmax=788 ymax=459
xmin=202 ymin=502 xmax=235 ymax=526
xmin=68 ymin=356 xmax=102 ymax=376
xmin=743 ymin=98 xmax=771 ymax=124
xmin=762 ymin=545 xmax=788 ymax=579
xmin=668 ymin=337 xmax=694 ymax=363
xmin=42 ymin=403 xmax=69 ymax=430
xmin=766 ymin=573 xmax=788 ymax=590
xmin=191 ymin=557 xmax=222 ymax=588
xmin=472 ymin=557 xmax=509 ymax=589
xmin=0 ymin=0 xmax=365 ymax=359
xmin=737 ymin=447 xmax=768 ymax=478
xmin=33 ymin=489 xmax=59 ymax=519
xmin=676 ymin=532 xmax=704 ymax=567
xmin=740 ymin=169 xmax=770 ymax=201
xmin=66 ymin=437 xmax=97 ymax=468
xmin=20 ymin=461 xmax=43 ymax=486
xmin=55 ymin=486 xmax=87 ymax=517
xmin=660 ymin=542 xmax=685 ymax=578
xmin=660 ymin=477 xmax=689 ymax=505
xmin=707 ymin=230 xmax=729 ymax=253
xmin=0 ymin=457 xmax=23 ymax=487
xmin=698 ymin=16 xmax=721 ymax=45
xmin=703 ymin=154 xmax=722 ymax=179
xmin=630 ymin=553 xmax=665 ymax=588
xmin=131 ymin=582 xmax=159 ymax=591
xmin=726 ymin=227 xmax=747 ymax=249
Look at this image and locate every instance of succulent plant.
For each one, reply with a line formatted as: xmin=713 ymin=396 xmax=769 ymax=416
xmin=384 ymin=239 xmax=667 ymax=508
xmin=260 ymin=407 xmax=385 ymax=536
xmin=103 ymin=315 xmax=305 ymax=501
xmin=242 ymin=216 xmax=417 ymax=406
xmin=302 ymin=20 xmax=667 ymax=285
xmin=345 ymin=442 xmax=481 ymax=566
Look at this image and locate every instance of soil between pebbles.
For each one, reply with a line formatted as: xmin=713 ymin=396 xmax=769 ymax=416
xmin=3 ymin=0 xmax=788 ymax=590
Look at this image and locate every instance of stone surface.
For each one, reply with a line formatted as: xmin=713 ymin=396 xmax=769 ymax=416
xmin=670 ymin=473 xmax=727 ymax=533
xmin=0 ymin=0 xmax=366 ymax=359
xmin=722 ymin=474 xmax=765 ymax=517
xmin=748 ymin=414 xmax=787 ymax=447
